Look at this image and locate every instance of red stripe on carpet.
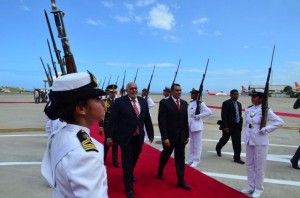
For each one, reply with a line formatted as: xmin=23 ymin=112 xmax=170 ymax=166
xmin=90 ymin=122 xmax=247 ymax=198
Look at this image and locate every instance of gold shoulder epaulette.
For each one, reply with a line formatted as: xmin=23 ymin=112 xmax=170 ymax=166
xmin=77 ymin=130 xmax=98 ymax=152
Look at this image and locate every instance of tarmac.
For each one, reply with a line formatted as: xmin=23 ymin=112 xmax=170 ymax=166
xmin=0 ymin=93 xmax=299 ymax=198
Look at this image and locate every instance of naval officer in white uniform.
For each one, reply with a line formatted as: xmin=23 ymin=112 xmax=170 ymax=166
xmin=186 ymin=88 xmax=212 ymax=167
xmin=42 ymin=71 xmax=108 ymax=198
xmin=241 ymin=89 xmax=284 ymax=198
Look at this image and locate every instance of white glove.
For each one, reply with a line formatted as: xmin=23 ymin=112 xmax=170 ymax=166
xmin=259 ymin=127 xmax=268 ymax=134
xmin=194 ymin=115 xmax=201 ymax=120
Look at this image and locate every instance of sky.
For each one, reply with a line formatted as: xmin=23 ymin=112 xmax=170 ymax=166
xmin=0 ymin=0 xmax=300 ymax=93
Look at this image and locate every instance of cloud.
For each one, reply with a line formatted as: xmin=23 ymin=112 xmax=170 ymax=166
xmin=136 ymin=0 xmax=155 ymax=7
xmin=192 ymin=17 xmax=208 ymax=25
xmin=147 ymin=4 xmax=175 ymax=31
xmin=115 ymin=15 xmax=131 ymax=23
xmin=163 ymin=35 xmax=178 ymax=42
xmin=20 ymin=0 xmax=30 ymax=11
xmin=135 ymin=15 xmax=143 ymax=23
xmin=86 ymin=19 xmax=102 ymax=26
xmin=101 ymin=1 xmax=114 ymax=8
xmin=214 ymin=31 xmax=222 ymax=36
xmin=124 ymin=3 xmax=134 ymax=11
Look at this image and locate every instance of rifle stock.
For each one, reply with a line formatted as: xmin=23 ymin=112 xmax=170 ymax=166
xmin=260 ymin=45 xmax=275 ymax=129
xmin=145 ymin=65 xmax=156 ymax=98
xmin=195 ymin=59 xmax=209 ymax=115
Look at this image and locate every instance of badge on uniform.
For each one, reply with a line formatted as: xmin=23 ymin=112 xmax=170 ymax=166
xmin=77 ymin=130 xmax=98 ymax=152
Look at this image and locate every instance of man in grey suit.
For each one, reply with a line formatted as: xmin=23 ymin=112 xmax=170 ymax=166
xmin=106 ymin=82 xmax=154 ymax=198
xmin=157 ymin=83 xmax=191 ymax=190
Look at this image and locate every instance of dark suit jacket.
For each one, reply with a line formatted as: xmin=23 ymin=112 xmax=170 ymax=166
xmin=158 ymin=97 xmax=189 ymax=143
xmin=221 ymin=99 xmax=243 ymax=130
xmin=106 ymin=95 xmax=154 ymax=146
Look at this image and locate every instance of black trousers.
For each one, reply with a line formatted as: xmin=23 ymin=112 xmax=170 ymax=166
xmin=216 ymin=124 xmax=242 ymax=161
xmin=120 ymin=136 xmax=143 ymax=192
xmin=104 ymin=138 xmax=118 ymax=163
xmin=292 ymin=146 xmax=300 ymax=162
xmin=158 ymin=138 xmax=186 ymax=184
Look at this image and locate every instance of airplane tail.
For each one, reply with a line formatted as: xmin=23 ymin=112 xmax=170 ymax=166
xmin=295 ymin=82 xmax=300 ymax=91
xmin=241 ymin=85 xmax=247 ymax=92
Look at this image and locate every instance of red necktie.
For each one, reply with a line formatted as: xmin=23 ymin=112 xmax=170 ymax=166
xmin=131 ymin=99 xmax=140 ymax=135
xmin=176 ymin=99 xmax=180 ymax=110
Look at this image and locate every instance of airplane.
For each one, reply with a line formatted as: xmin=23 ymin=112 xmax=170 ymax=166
xmin=206 ymin=90 xmax=228 ymax=96
xmin=241 ymin=85 xmax=249 ymax=95
xmin=295 ymin=82 xmax=300 ymax=92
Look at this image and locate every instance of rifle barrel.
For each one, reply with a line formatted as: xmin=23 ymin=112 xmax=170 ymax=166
xmin=171 ymin=59 xmax=181 ymax=87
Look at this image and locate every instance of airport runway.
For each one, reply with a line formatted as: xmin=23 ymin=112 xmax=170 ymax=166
xmin=0 ymin=93 xmax=299 ymax=198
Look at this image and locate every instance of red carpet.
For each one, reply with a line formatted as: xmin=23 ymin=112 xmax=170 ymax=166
xmin=90 ymin=122 xmax=247 ymax=198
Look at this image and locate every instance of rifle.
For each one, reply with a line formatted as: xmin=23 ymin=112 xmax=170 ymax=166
xmin=49 ymin=0 xmax=77 ymax=74
xmin=145 ymin=65 xmax=156 ymax=98
xmin=40 ymin=57 xmax=52 ymax=87
xmin=98 ymin=79 xmax=102 ymax=88
xmin=107 ymin=75 xmax=112 ymax=87
xmin=47 ymin=39 xmax=58 ymax=78
xmin=115 ymin=75 xmax=119 ymax=85
xmin=121 ymin=70 xmax=126 ymax=96
xmin=47 ymin=63 xmax=54 ymax=84
xmin=260 ymin=45 xmax=275 ymax=129
xmin=195 ymin=59 xmax=209 ymax=115
xmin=44 ymin=9 xmax=66 ymax=75
xmin=171 ymin=59 xmax=181 ymax=87
xmin=101 ymin=77 xmax=106 ymax=90
xmin=133 ymin=68 xmax=139 ymax=83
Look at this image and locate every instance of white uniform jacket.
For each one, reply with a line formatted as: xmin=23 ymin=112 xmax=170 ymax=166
xmin=188 ymin=101 xmax=212 ymax=132
xmin=242 ymin=104 xmax=284 ymax=146
xmin=41 ymin=124 xmax=108 ymax=198
xmin=146 ymin=97 xmax=155 ymax=109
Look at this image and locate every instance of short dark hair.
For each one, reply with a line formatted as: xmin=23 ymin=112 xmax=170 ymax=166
xmin=171 ymin=83 xmax=180 ymax=91
xmin=230 ymin=89 xmax=238 ymax=95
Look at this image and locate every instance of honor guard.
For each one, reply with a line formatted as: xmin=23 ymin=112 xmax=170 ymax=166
xmin=186 ymin=88 xmax=212 ymax=167
xmin=163 ymin=86 xmax=171 ymax=99
xmin=100 ymin=84 xmax=120 ymax=168
xmin=241 ymin=89 xmax=284 ymax=198
xmin=42 ymin=71 xmax=108 ymax=198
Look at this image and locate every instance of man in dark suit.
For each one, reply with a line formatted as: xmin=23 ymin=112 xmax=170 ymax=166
xmin=106 ymin=82 xmax=154 ymax=198
xmin=157 ymin=83 xmax=191 ymax=190
xmin=99 ymin=84 xmax=120 ymax=168
xmin=215 ymin=89 xmax=244 ymax=164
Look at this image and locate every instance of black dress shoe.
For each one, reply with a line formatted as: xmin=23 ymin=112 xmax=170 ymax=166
xmin=113 ymin=161 xmax=120 ymax=168
xmin=126 ymin=190 xmax=134 ymax=198
xmin=157 ymin=169 xmax=164 ymax=180
xmin=177 ymin=182 xmax=191 ymax=191
xmin=216 ymin=148 xmax=222 ymax=157
xmin=290 ymin=159 xmax=300 ymax=169
xmin=234 ymin=159 xmax=245 ymax=164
